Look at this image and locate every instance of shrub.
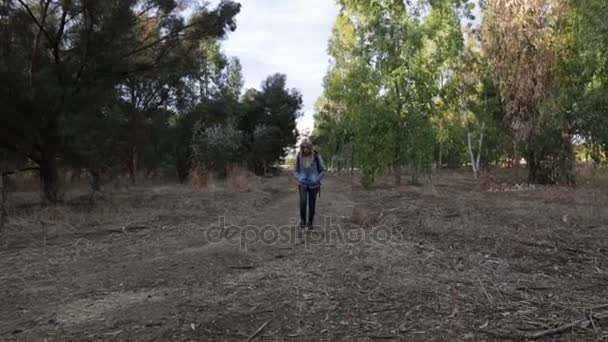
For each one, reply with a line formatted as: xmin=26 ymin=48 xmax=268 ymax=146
xmin=191 ymin=122 xmax=242 ymax=178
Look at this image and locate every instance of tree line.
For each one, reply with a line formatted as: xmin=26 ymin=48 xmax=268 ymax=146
xmin=312 ymin=0 xmax=608 ymax=188
xmin=0 ymin=0 xmax=303 ymax=203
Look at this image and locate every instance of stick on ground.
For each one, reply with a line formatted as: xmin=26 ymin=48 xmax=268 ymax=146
xmin=245 ymin=320 xmax=272 ymax=342
xmin=523 ymin=311 xmax=608 ymax=339
xmin=229 ymin=265 xmax=256 ymax=270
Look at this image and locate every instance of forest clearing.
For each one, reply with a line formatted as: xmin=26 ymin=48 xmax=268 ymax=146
xmin=1 ymin=170 xmax=607 ymax=341
xmin=3 ymin=0 xmax=608 ymax=340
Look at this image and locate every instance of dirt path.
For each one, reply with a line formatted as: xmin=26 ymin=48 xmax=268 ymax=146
xmin=0 ymin=176 xmax=360 ymax=341
xmin=1 ymin=174 xmax=608 ymax=341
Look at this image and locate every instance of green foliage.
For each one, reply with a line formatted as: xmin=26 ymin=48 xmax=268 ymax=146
xmin=191 ymin=123 xmax=242 ymax=177
xmin=284 ymin=157 xmax=296 ymax=168
xmin=4 ymin=0 xmax=608 ymax=197
xmin=564 ymin=0 xmax=608 ymax=156
xmin=316 ymin=0 xmax=605 ymax=185
xmin=0 ymin=0 xmax=302 ymax=194
xmin=0 ymin=0 xmax=241 ymax=200
xmin=239 ymin=74 xmax=303 ymax=175
xmin=315 ymin=0 xmax=473 ymax=187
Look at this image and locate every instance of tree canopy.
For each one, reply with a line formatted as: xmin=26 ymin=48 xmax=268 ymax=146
xmin=0 ymin=0 xmax=303 ymax=201
xmin=313 ymin=0 xmax=608 ymax=188
xmin=2 ymin=0 xmax=608 ymax=199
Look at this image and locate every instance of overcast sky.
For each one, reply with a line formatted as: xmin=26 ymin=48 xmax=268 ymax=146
xmin=209 ymin=1 xmax=479 ymax=135
xmin=216 ymin=0 xmax=340 ymax=134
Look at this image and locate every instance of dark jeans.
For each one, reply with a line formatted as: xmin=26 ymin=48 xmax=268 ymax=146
xmin=298 ymin=185 xmax=319 ymax=227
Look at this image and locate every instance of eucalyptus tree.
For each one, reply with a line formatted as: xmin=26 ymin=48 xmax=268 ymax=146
xmin=316 ymin=0 xmax=472 ymax=187
xmin=0 ymin=0 xmax=240 ymax=201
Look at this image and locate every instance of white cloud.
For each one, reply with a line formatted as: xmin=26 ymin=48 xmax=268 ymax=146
xmin=217 ymin=0 xmax=340 ymax=133
xmin=297 ymin=109 xmax=315 ymax=136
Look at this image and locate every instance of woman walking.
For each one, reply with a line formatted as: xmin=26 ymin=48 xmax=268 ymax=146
xmin=294 ymin=138 xmax=326 ymax=229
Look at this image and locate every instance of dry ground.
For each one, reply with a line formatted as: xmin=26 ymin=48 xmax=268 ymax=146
xmin=1 ymin=171 xmax=608 ymax=341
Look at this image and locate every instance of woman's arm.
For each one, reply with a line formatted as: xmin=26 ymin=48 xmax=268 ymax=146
xmin=317 ymin=153 xmax=327 ymax=180
xmin=293 ymin=154 xmax=301 ymax=179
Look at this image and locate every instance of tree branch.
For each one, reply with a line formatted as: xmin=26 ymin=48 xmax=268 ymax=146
xmin=74 ymin=7 xmax=95 ymax=85
xmin=30 ymin=0 xmax=52 ymax=88
xmin=523 ymin=33 xmax=537 ymax=52
xmin=51 ymin=0 xmax=69 ymax=80
xmin=120 ymin=29 xmax=189 ymax=60
xmin=120 ymin=9 xmax=225 ymax=61
xmin=136 ymin=3 xmax=157 ymax=18
xmin=2 ymin=167 xmax=40 ymax=177
xmin=0 ymin=138 xmax=41 ymax=163
xmin=16 ymin=0 xmax=56 ymax=46
xmin=54 ymin=1 xmax=69 ymax=51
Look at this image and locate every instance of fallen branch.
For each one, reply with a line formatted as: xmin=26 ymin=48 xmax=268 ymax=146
xmin=368 ymin=307 xmax=399 ymax=314
xmin=368 ymin=335 xmax=397 ymax=339
xmin=472 ymin=328 xmax=514 ymax=340
xmin=511 ymin=237 xmax=554 ymax=250
xmin=587 ymin=304 xmax=608 ymax=312
xmin=478 ymin=278 xmax=494 ymax=305
xmin=565 ymin=247 xmax=601 ymax=258
xmin=229 ymin=265 xmax=256 ymax=270
xmin=245 ymin=320 xmax=271 ymax=342
xmin=515 ymin=286 xmax=553 ymax=291
xmin=522 ymin=311 xmax=608 ymax=339
xmin=1 ymin=167 xmax=40 ymax=177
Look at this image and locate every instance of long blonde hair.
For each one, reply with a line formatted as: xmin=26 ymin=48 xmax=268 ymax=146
xmin=299 ymin=138 xmax=314 ymax=168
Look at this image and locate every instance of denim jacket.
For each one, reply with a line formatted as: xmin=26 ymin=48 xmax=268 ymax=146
xmin=294 ymin=151 xmax=326 ymax=189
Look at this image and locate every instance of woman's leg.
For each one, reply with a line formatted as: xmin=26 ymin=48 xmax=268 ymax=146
xmin=307 ymin=187 xmax=319 ymax=228
xmin=298 ymin=185 xmax=308 ymax=227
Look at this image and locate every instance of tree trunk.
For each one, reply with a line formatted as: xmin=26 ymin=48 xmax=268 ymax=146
xmin=176 ymin=165 xmax=189 ymax=183
xmin=394 ymin=133 xmax=401 ymax=186
xmin=527 ymin=155 xmax=536 ymax=183
xmin=513 ymin=141 xmax=521 ymax=180
xmin=463 ymin=92 xmax=484 ymax=179
xmin=128 ymin=146 xmax=138 ymax=185
xmin=175 ymin=143 xmax=191 ymax=183
xmin=438 ymin=142 xmax=443 ymax=169
xmin=39 ymin=153 xmax=61 ymax=203
xmin=513 ymin=142 xmax=520 ymax=168
xmin=591 ymin=142 xmax=601 ymax=168
xmin=467 ymin=129 xmax=478 ymax=179
xmin=475 ymin=123 xmax=485 ymax=178
xmin=0 ymin=172 xmax=7 ymax=231
xmin=558 ymin=132 xmax=575 ymax=185
xmin=90 ymin=169 xmax=102 ymax=192
xmin=350 ymin=144 xmax=355 ymax=176
xmin=394 ymin=164 xmax=402 ymax=187
xmin=466 ymin=120 xmax=484 ymax=179
xmin=527 ymin=148 xmax=544 ymax=184
xmin=410 ymin=162 xmax=420 ymax=185
xmin=393 ymin=84 xmax=403 ymax=187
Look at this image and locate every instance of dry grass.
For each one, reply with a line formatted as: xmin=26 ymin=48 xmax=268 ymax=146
xmin=225 ymin=167 xmax=261 ymax=192
xmin=188 ymin=166 xmax=262 ymax=193
xmin=577 ymin=163 xmax=608 ymax=188
xmin=349 ymin=204 xmax=384 ymax=227
xmin=1 ymin=169 xmax=608 ymax=340
xmin=189 ymin=166 xmax=219 ymax=191
xmin=0 ymin=195 xmax=139 ymax=249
